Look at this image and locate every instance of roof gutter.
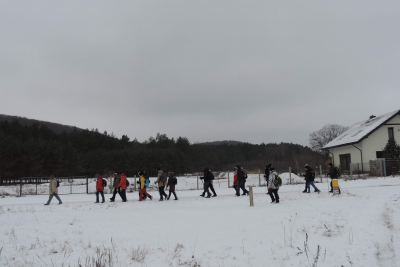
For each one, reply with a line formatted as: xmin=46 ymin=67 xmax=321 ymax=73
xmin=352 ymin=144 xmax=364 ymax=173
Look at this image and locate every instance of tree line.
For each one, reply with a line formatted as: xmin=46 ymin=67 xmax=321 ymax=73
xmin=0 ymin=119 xmax=327 ymax=183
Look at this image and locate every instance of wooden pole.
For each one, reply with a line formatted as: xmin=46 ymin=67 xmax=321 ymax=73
xmin=289 ymin=167 xmax=292 ymax=184
xmin=249 ymin=186 xmax=254 ymax=207
xmin=86 ymin=177 xmax=88 ymax=194
xmin=197 ymin=172 xmax=199 ymax=190
xmin=258 ymin=169 xmax=261 ymax=186
xmin=20 ymin=177 xmax=22 ymax=197
xmin=228 ymin=171 xmax=230 ymax=188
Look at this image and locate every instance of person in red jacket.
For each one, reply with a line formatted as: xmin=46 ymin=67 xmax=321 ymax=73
xmin=233 ymin=167 xmax=238 ymax=195
xmin=117 ymin=173 xmax=128 ymax=202
xmin=95 ymin=174 xmax=105 ymax=203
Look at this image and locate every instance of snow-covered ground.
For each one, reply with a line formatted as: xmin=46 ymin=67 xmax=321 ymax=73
xmin=1 ymin=176 xmax=400 ymax=266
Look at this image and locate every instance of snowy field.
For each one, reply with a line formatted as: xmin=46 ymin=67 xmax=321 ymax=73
xmin=1 ymin=176 xmax=400 ymax=266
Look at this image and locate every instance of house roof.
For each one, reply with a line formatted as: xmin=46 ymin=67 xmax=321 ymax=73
xmin=323 ymin=109 xmax=400 ymax=149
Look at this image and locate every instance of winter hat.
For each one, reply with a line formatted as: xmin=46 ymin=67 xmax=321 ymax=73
xmin=138 ymin=171 xmax=143 ymax=176
xmin=50 ymin=175 xmax=54 ymax=179
xmin=266 ymin=164 xmax=271 ymax=169
xmin=233 ymin=167 xmax=238 ymax=171
xmin=328 ymin=163 xmax=333 ymax=167
xmin=121 ymin=173 xmax=125 ymax=176
xmin=157 ymin=167 xmax=161 ymax=171
xmin=95 ymin=174 xmax=100 ymax=177
xmin=304 ymin=164 xmax=310 ymax=168
xmin=270 ymin=166 xmax=275 ymax=171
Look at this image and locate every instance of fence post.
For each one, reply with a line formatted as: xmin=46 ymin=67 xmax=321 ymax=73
xmin=258 ymin=169 xmax=261 ymax=186
xmin=383 ymin=158 xmax=386 ymax=176
xmin=350 ymin=165 xmax=353 ymax=178
xmin=134 ymin=175 xmax=137 ymax=192
xmin=249 ymin=186 xmax=254 ymax=207
xmin=20 ymin=177 xmax=22 ymax=197
xmin=36 ymin=178 xmax=38 ymax=195
xmin=197 ymin=172 xmax=199 ymax=190
xmin=289 ymin=167 xmax=292 ymax=184
xmin=70 ymin=178 xmax=72 ymax=194
xmin=228 ymin=171 xmax=230 ymax=188
xmin=320 ymin=165 xmax=322 ymax=182
xmin=86 ymin=177 xmax=88 ymax=194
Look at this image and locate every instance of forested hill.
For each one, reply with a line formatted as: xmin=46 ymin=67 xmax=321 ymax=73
xmin=0 ymin=118 xmax=326 ymax=182
xmin=198 ymin=140 xmax=244 ymax=145
xmin=0 ymin=114 xmax=83 ymax=134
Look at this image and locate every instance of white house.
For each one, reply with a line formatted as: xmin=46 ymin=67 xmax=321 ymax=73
xmin=323 ymin=109 xmax=400 ymax=173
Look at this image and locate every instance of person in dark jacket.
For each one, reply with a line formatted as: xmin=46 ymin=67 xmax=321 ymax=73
xmin=200 ymin=167 xmax=212 ymax=198
xmin=110 ymin=173 xmax=121 ymax=202
xmin=236 ymin=165 xmax=249 ymax=196
xmin=166 ymin=171 xmax=178 ymax=200
xmin=328 ymin=163 xmax=336 ymax=192
xmin=264 ymin=164 xmax=272 ymax=194
xmin=95 ymin=174 xmax=105 ymax=203
xmin=209 ymin=170 xmax=217 ymax=197
xmin=267 ymin=166 xmax=280 ymax=203
xmin=304 ymin=165 xmax=320 ymax=193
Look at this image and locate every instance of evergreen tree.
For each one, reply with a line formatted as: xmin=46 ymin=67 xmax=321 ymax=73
xmin=382 ymin=138 xmax=400 ymax=158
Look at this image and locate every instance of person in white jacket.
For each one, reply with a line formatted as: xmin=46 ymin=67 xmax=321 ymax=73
xmin=44 ymin=175 xmax=62 ymax=205
xmin=267 ymin=166 xmax=280 ymax=203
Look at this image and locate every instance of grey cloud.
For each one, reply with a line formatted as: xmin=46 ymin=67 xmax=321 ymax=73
xmin=1 ymin=1 xmax=400 ymax=146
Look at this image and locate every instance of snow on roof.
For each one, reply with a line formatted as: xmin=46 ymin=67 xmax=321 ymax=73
xmin=323 ymin=109 xmax=400 ymax=149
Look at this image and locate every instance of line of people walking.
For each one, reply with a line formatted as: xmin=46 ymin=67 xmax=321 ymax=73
xmin=44 ymin=164 xmax=338 ymax=205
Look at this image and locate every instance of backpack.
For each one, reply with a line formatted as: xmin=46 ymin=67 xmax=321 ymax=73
xmin=274 ymin=175 xmax=282 ymax=187
xmin=126 ymin=179 xmax=130 ymax=187
xmin=310 ymin=170 xmax=315 ymax=180
xmin=174 ymin=177 xmax=177 ymax=185
xmin=144 ymin=178 xmax=150 ymax=188
xmin=102 ymin=179 xmax=107 ymax=187
xmin=243 ymin=170 xmax=248 ymax=179
xmin=334 ymin=167 xmax=341 ymax=178
xmin=56 ymin=180 xmax=60 ymax=187
xmin=161 ymin=172 xmax=168 ymax=183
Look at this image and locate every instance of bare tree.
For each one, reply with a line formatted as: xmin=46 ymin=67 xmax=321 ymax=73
xmin=309 ymin=124 xmax=349 ymax=154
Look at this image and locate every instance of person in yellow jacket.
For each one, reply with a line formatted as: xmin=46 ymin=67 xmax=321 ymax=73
xmin=139 ymin=172 xmax=152 ymax=201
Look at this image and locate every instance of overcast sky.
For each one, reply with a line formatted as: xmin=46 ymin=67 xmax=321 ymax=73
xmin=1 ymin=1 xmax=399 ymax=146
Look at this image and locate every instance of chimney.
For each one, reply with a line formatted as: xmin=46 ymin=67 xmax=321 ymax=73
xmin=369 ymin=115 xmax=376 ymax=119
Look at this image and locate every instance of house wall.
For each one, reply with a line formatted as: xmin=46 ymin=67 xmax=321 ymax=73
xmin=329 ymin=114 xmax=400 ymax=169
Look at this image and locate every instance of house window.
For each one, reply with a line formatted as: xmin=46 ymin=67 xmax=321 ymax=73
xmin=388 ymin=127 xmax=394 ymax=139
xmin=339 ymin=154 xmax=351 ymax=173
xmin=376 ymin=151 xmax=383 ymax=158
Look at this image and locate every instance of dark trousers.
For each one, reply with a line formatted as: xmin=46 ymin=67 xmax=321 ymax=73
xmin=159 ymin=186 xmax=168 ymax=200
xmin=268 ymin=188 xmax=279 ymax=202
xmin=168 ymin=190 xmax=177 ymax=199
xmin=96 ymin=191 xmax=105 ymax=202
xmin=209 ymin=183 xmax=217 ymax=196
xmin=120 ymin=189 xmax=127 ymax=202
xmin=236 ymin=181 xmax=248 ymax=195
xmin=46 ymin=193 xmax=62 ymax=204
xmin=202 ymin=181 xmax=211 ymax=196
xmin=110 ymin=188 xmax=121 ymax=201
